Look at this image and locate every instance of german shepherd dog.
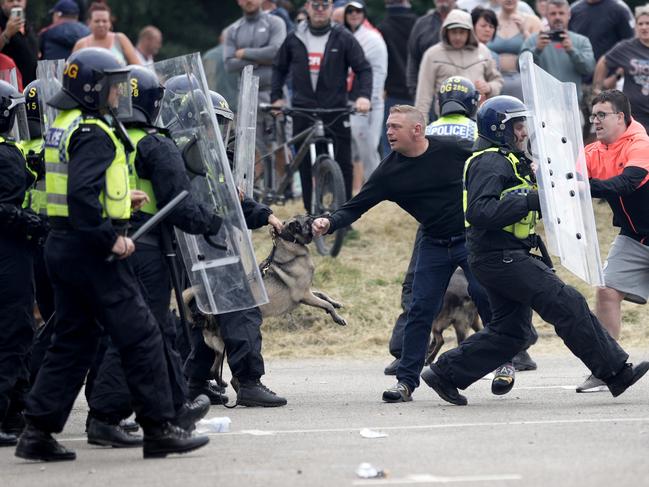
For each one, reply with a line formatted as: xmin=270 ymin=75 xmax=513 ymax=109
xmin=177 ymin=215 xmax=347 ymax=378
xmin=424 ymin=268 xmax=482 ymax=365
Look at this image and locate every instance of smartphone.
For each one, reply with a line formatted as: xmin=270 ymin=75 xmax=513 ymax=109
xmin=548 ymin=30 xmax=564 ymax=42
xmin=10 ymin=7 xmax=23 ymax=21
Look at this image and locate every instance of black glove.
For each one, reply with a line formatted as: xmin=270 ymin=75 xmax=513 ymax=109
xmin=21 ymin=210 xmax=50 ymax=240
xmin=0 ymin=204 xmax=49 ymax=240
xmin=26 ymin=151 xmax=45 ymax=181
xmin=205 ymin=214 xmax=223 ymax=236
xmin=526 ymin=191 xmax=541 ymax=211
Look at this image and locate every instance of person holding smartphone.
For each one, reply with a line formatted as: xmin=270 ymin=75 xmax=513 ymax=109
xmin=520 ymin=0 xmax=595 ymax=107
xmin=0 ymin=0 xmax=37 ymax=84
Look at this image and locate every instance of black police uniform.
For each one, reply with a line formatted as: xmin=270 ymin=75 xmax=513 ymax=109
xmin=183 ymin=196 xmax=273 ymax=388
xmin=432 ymin=144 xmax=630 ymax=389
xmin=88 ymin=130 xmax=223 ymax=423
xmin=0 ymin=141 xmax=38 ymax=439
xmin=25 ymin=123 xmax=176 ymax=433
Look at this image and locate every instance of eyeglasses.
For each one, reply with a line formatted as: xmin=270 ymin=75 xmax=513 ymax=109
xmin=589 ymin=111 xmax=620 ymax=123
xmin=310 ymin=1 xmax=331 ymax=10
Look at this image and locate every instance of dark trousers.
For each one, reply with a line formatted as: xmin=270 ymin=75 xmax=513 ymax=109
xmin=25 ymin=232 xmax=175 ymax=433
xmin=0 ymin=237 xmax=34 ymax=422
xmin=396 ymin=234 xmax=491 ymax=391
xmin=293 ymin=111 xmax=352 ymax=212
xmin=184 ymin=307 xmax=265 ymax=384
xmin=434 ymin=250 xmax=629 ymax=389
xmin=33 ymin=243 xmax=54 ymax=324
xmin=389 ymin=227 xmax=537 ymax=360
xmin=89 ymin=245 xmax=189 ymax=423
xmin=381 ymin=95 xmax=412 ymax=158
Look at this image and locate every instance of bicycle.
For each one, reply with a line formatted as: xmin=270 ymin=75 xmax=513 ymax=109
xmin=255 ymin=105 xmax=354 ymax=257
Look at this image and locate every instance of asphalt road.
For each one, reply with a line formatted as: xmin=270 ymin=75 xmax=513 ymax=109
xmin=2 ymin=352 xmax=649 ymax=487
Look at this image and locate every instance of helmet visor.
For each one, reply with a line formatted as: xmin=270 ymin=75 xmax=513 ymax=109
xmin=506 ymin=116 xmax=531 ymax=153
xmin=5 ymin=96 xmax=30 ymax=141
xmin=106 ymin=69 xmax=133 ymax=119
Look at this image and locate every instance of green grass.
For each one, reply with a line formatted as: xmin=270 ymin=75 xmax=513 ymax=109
xmin=251 ymin=199 xmax=648 ymax=359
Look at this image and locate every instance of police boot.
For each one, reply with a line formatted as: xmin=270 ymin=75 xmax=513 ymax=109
xmin=187 ymin=379 xmax=229 ymax=406
xmin=2 ymin=411 xmax=25 ymax=436
xmin=384 ymin=358 xmax=400 ymax=376
xmin=174 ymin=394 xmax=210 ymax=432
xmin=142 ymin=422 xmax=210 ymax=459
xmin=236 ymin=380 xmax=287 ymax=407
xmin=0 ymin=431 xmax=17 ymax=447
xmin=15 ymin=425 xmax=76 ymax=461
xmin=491 ymin=363 xmax=516 ymax=395
xmin=421 ymin=366 xmax=468 ymax=406
xmin=87 ymin=417 xmax=143 ymax=448
xmin=606 ymin=362 xmax=649 ymax=397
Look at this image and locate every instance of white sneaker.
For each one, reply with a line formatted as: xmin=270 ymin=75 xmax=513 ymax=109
xmin=576 ymin=374 xmax=607 ymax=393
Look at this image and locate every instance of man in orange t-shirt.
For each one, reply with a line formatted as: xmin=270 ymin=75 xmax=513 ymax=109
xmin=579 ymin=89 xmax=649 ymax=392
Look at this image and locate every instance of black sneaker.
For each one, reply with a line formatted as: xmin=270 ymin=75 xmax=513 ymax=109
xmin=421 ymin=366 xmax=468 ymax=406
xmin=384 ymin=358 xmax=400 ymax=376
xmin=606 ymin=362 xmax=649 ymax=398
xmin=237 ymin=380 xmax=287 ymax=407
xmin=174 ymin=394 xmax=211 ymax=432
xmin=512 ymin=350 xmax=537 ymax=371
xmin=87 ymin=417 xmax=143 ymax=448
xmin=188 ymin=379 xmax=229 ymax=406
xmin=491 ymin=363 xmax=516 ymax=395
xmin=15 ymin=425 xmax=76 ymax=462
xmin=381 ymin=382 xmax=412 ymax=403
xmin=143 ymin=423 xmax=209 ymax=459
xmin=0 ymin=431 xmax=17 ymax=447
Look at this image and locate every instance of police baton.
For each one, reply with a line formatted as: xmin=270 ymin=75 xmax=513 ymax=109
xmin=106 ymin=190 xmax=189 ymax=263
xmin=536 ymin=235 xmax=555 ymax=272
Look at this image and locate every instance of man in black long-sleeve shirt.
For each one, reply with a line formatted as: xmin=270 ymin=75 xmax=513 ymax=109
xmin=313 ymin=104 xmax=491 ymax=403
xmin=420 ymin=95 xmax=648 ymax=406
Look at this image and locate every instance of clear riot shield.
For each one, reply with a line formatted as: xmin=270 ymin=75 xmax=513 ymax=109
xmin=519 ymin=51 xmax=604 ymax=286
xmin=233 ymin=65 xmax=258 ymax=198
xmin=36 ymin=59 xmax=65 ymax=134
xmin=0 ymin=68 xmax=29 ymax=141
xmin=154 ymin=53 xmax=268 ymax=314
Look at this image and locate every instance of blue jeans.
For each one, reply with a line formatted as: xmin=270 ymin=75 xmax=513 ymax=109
xmin=396 ymin=234 xmax=491 ymax=391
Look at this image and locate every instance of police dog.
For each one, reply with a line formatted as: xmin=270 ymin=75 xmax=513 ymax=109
xmin=258 ymin=214 xmax=347 ymax=326
xmin=424 ymin=268 xmax=482 ymax=365
xmin=175 ymin=215 xmax=347 ymax=378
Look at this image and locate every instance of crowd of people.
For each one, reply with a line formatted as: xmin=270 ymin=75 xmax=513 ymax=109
xmin=1 ymin=0 xmax=649 ymax=466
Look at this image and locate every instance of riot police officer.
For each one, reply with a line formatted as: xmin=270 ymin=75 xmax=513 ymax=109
xmin=0 ymin=80 xmax=45 ymax=446
xmin=16 ymin=48 xmax=209 ymax=461
xmin=421 ymin=95 xmax=649 ymax=406
xmin=182 ymin=89 xmax=288 ymax=408
xmin=85 ymin=65 xmax=222 ymax=446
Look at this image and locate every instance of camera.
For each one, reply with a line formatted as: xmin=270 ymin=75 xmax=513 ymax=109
xmin=10 ymin=7 xmax=23 ymax=21
xmin=547 ymin=30 xmax=564 ymax=42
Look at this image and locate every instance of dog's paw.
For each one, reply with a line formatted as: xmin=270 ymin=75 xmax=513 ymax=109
xmin=330 ymin=300 xmax=343 ymax=309
xmin=334 ymin=316 xmax=347 ymax=326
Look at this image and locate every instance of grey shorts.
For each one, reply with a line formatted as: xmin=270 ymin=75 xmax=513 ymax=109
xmin=603 ymin=235 xmax=649 ymax=304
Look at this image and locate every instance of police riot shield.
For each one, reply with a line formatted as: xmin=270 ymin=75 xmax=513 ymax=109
xmin=519 ymin=51 xmax=604 ymax=286
xmin=0 ymin=68 xmax=29 ymax=141
xmin=233 ymin=65 xmax=258 ymax=198
xmin=36 ymin=59 xmax=65 ymax=134
xmin=154 ymin=53 xmax=268 ymax=314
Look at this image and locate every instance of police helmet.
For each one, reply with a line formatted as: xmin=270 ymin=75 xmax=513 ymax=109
xmin=48 ymin=47 xmax=131 ymax=112
xmin=159 ymin=74 xmax=205 ymax=131
xmin=122 ymin=65 xmax=165 ymax=125
xmin=209 ymin=90 xmax=234 ymax=143
xmin=0 ymin=80 xmax=24 ymax=135
xmin=438 ymin=76 xmax=480 ymax=118
xmin=477 ymin=95 xmax=530 ymax=151
xmin=23 ymin=79 xmax=42 ymax=137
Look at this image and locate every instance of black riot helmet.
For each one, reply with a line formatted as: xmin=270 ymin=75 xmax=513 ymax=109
xmin=477 ymin=95 xmax=531 ymax=152
xmin=121 ymin=65 xmax=165 ymax=125
xmin=209 ymin=90 xmax=234 ymax=144
xmin=48 ymin=47 xmax=131 ymax=113
xmin=23 ymin=79 xmax=42 ymax=138
xmin=0 ymin=80 xmax=25 ymax=136
xmin=438 ymin=76 xmax=480 ymax=118
xmin=159 ymin=73 xmax=206 ymax=132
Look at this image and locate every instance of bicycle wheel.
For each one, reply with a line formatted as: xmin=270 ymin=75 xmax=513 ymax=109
xmin=312 ymin=156 xmax=346 ymax=257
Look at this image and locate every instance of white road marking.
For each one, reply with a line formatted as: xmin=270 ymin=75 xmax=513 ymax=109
xmin=59 ymin=417 xmax=649 ymax=442
xmin=352 ymin=473 xmax=522 ymax=485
